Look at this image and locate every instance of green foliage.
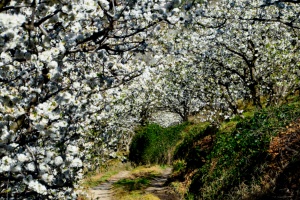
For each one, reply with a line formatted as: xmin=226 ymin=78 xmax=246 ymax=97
xmin=186 ymin=101 xmax=300 ymax=199
xmin=186 ymin=193 xmax=195 ymax=200
xmin=173 ymin=160 xmax=187 ymax=174
xmin=129 ymin=123 xmax=188 ymax=165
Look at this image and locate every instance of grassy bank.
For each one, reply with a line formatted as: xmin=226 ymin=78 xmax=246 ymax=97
xmin=170 ymin=98 xmax=300 ymax=199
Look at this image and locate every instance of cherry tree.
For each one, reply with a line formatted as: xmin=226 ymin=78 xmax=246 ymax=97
xmin=180 ymin=0 xmax=300 ymax=116
xmin=0 ymin=0 xmax=185 ymax=198
xmin=203 ymin=2 xmax=299 ymax=107
xmin=148 ymin=0 xmax=300 ymax=122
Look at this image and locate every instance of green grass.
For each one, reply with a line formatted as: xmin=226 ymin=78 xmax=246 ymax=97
xmin=114 ymin=178 xmax=150 ymax=191
xmin=81 ymin=170 xmax=118 ymax=188
xmin=130 ymin=165 xmax=165 ymax=178
xmin=80 ymin=159 xmax=132 ymax=189
xmin=113 ymin=191 xmax=160 ymax=200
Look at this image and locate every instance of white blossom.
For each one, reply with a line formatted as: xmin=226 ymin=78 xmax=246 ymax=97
xmin=0 ymin=13 xmax=26 ymax=30
xmin=28 ymin=180 xmax=47 ymax=195
xmin=0 ymin=52 xmax=12 ymax=63
xmin=70 ymin=158 xmax=83 ymax=168
xmin=17 ymin=154 xmax=29 ymax=163
xmin=26 ymin=162 xmax=36 ymax=172
xmin=66 ymin=145 xmax=79 ymax=155
xmin=54 ymin=156 xmax=63 ymax=166
xmin=41 ymin=173 xmax=54 ymax=183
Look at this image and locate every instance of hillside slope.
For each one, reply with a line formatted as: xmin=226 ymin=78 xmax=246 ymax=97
xmin=168 ymin=100 xmax=300 ymax=200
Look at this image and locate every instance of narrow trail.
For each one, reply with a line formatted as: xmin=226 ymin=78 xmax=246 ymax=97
xmin=145 ymin=167 xmax=180 ymax=200
xmin=86 ymin=171 xmax=130 ymax=200
xmin=82 ymin=167 xmax=180 ymax=200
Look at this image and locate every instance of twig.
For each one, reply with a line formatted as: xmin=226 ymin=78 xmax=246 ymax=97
xmin=285 ymin=145 xmax=299 ymax=154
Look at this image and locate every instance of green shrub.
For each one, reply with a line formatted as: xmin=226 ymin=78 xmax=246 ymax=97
xmin=129 ymin=123 xmax=188 ymax=165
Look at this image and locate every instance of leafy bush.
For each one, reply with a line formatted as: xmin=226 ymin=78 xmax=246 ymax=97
xmin=129 ymin=123 xmax=188 ymax=165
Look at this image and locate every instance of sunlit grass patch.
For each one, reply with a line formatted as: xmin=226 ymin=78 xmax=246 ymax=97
xmin=219 ymin=120 xmax=238 ymax=133
xmin=80 ymin=159 xmax=132 ymax=189
xmin=112 ymin=177 xmax=153 ymax=200
xmin=114 ymin=178 xmax=150 ymax=191
xmin=131 ymin=165 xmax=166 ymax=178
xmin=112 ymin=190 xmax=160 ymax=200
xmin=81 ymin=170 xmax=118 ymax=189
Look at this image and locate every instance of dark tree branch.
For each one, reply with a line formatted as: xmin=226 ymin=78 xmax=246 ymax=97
xmin=34 ymin=8 xmax=62 ymax=27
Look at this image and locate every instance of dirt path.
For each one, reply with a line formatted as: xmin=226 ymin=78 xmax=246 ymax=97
xmin=85 ymin=171 xmax=130 ymax=200
xmin=82 ymin=167 xmax=179 ymax=200
xmin=145 ymin=167 xmax=180 ymax=200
